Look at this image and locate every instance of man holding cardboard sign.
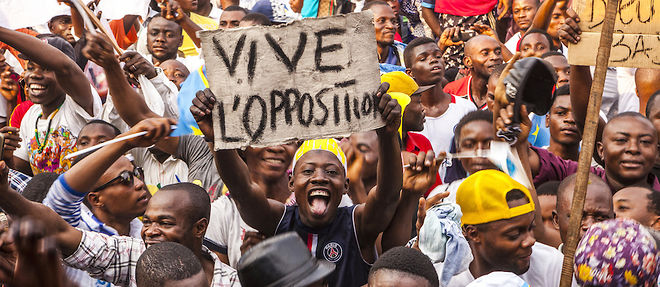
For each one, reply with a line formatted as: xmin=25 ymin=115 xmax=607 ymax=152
xmin=198 ymin=12 xmax=384 ymax=150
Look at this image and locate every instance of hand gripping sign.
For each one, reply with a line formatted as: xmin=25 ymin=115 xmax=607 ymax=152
xmin=568 ymin=0 xmax=660 ymax=68
xmin=199 ymin=11 xmax=384 ymax=150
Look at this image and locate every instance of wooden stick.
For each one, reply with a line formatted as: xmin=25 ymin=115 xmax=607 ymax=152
xmin=558 ymin=0 xmax=619 ymax=285
xmin=63 ymin=131 xmax=148 ymax=160
xmin=73 ymin=0 xmax=123 ymax=54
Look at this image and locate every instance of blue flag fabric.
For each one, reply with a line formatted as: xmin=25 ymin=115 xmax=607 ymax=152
xmin=171 ymin=66 xmax=208 ymax=136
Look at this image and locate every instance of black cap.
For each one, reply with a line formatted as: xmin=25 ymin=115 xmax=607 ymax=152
xmin=237 ymin=232 xmax=335 ymax=287
xmin=502 ymin=57 xmax=558 ymax=116
xmin=18 ymin=34 xmax=75 ymax=62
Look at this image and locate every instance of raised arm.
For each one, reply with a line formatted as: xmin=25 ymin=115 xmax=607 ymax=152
xmin=355 ymin=84 xmax=403 ymax=247
xmin=0 ymin=27 xmax=95 ymax=116
xmin=0 ymin=161 xmax=82 ymax=257
xmin=191 ymin=89 xmax=285 ymax=236
xmin=83 ymin=33 xmax=182 ymax=156
xmin=530 ymin=0 xmax=563 ymax=32
xmin=422 ymin=7 xmax=442 ymax=38
xmin=381 ymin=150 xmax=443 ymax=252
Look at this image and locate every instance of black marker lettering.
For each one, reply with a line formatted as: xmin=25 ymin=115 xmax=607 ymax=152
xmin=315 ymin=28 xmax=346 ymax=72
xmin=285 ymin=89 xmax=301 ymax=125
xmin=361 ymin=93 xmax=373 ymax=115
xmin=298 ymin=93 xmax=314 ymax=126
xmin=611 ymin=33 xmax=632 ymax=62
xmin=265 ymin=32 xmax=307 ymax=73
xmin=632 ymin=35 xmax=652 ymax=59
xmin=270 ymin=90 xmax=288 ymax=130
xmin=334 ymin=79 xmax=356 ymax=88
xmin=333 ymin=94 xmax=340 ymax=125
xmin=353 ymin=97 xmax=361 ymax=119
xmin=243 ymin=95 xmax=267 ymax=142
xmin=212 ymin=34 xmax=246 ymax=76
xmin=314 ymin=88 xmax=330 ymax=125
xmin=344 ymin=93 xmax=351 ymax=122
xmin=371 ymin=92 xmax=380 ymax=118
xmin=232 ymin=96 xmax=241 ymax=111
xmin=217 ymin=101 xmax=243 ymax=142
xmin=247 ymin=41 xmax=257 ymax=84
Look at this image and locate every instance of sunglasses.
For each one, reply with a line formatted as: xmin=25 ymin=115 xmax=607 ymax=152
xmin=92 ymin=167 xmax=144 ymax=193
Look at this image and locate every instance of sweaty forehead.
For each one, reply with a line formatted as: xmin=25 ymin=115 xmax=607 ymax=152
xmin=413 ymin=43 xmax=441 ymax=58
xmin=465 ymin=36 xmax=498 ymax=56
xmin=521 ymin=33 xmax=548 ymax=46
xmin=147 ymin=189 xmax=190 ymax=216
xmin=513 ymin=0 xmax=538 ymax=8
xmin=297 ymin=150 xmax=343 ymax=168
xmin=614 ymin=187 xmax=651 ymax=201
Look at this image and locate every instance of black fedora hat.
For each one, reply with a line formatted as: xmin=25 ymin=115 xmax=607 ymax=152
xmin=237 ymin=232 xmax=336 ymax=287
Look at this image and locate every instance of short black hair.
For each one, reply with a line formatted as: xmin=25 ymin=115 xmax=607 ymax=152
xmin=160 ymin=183 xmax=211 ymax=223
xmin=136 ymin=242 xmax=203 ymax=287
xmin=224 ymin=5 xmax=249 ymax=13
xmin=536 ymin=180 xmax=560 ymax=196
xmin=488 ymin=63 xmax=507 ymax=83
xmin=556 ymin=173 xmax=609 ymax=212
xmin=541 ymin=51 xmax=564 ymax=59
xmin=241 ymin=13 xmax=272 ymax=26
xmin=555 ymin=84 xmax=570 ymax=97
xmin=369 ymin=247 xmax=439 ymax=287
xmin=22 ymin=172 xmax=59 ymax=203
xmin=609 ymin=111 xmax=654 ymax=127
xmin=363 ymin=0 xmax=389 ymax=10
xmin=83 ymin=119 xmax=122 ymax=136
xmin=648 ymin=190 xmax=660 ymax=216
xmin=520 ymin=28 xmax=556 ymax=51
xmin=645 ymin=89 xmax=660 ymax=118
xmin=147 ymin=15 xmax=183 ymax=34
xmin=454 ymin=110 xmax=493 ymax=148
xmin=403 ymin=37 xmax=436 ymax=69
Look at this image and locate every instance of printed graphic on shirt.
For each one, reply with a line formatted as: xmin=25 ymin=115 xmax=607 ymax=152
xmin=323 ymin=242 xmax=343 ymax=263
xmin=29 ymin=126 xmax=77 ymax=174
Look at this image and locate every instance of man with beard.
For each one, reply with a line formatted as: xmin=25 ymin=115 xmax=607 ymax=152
xmin=443 ymin=35 xmax=503 ymax=110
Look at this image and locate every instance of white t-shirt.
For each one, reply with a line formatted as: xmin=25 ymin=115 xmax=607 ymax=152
xmin=439 ymin=243 xmax=563 ymax=287
xmin=130 ymin=148 xmax=189 ymax=188
xmin=505 ymin=32 xmax=522 ymax=54
xmin=419 ymin=96 xmax=476 ymax=179
xmin=16 ymin=93 xmax=101 ymax=174
xmin=206 ymin=195 xmax=258 ymax=267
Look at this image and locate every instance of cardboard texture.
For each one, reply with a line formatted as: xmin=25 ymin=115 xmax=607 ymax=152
xmin=568 ymin=0 xmax=660 ymax=68
xmin=199 ymin=11 xmax=383 ymax=150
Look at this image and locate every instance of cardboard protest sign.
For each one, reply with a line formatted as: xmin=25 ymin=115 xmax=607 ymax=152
xmin=568 ymin=0 xmax=659 ymax=68
xmin=199 ymin=11 xmax=383 ymax=150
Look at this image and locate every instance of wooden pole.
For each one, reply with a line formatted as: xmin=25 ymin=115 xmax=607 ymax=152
xmin=558 ymin=0 xmax=619 ymax=285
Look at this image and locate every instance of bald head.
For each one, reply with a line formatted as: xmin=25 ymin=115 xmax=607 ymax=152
xmin=464 ymin=35 xmax=499 ymax=57
xmin=554 ymin=173 xmax=614 ymax=242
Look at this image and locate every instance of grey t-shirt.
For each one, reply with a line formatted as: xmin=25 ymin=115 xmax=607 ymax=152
xmin=175 ymin=135 xmax=223 ymax=200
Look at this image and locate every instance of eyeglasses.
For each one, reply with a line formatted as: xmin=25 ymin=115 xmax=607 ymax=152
xmin=92 ymin=167 xmax=144 ymax=192
xmin=373 ymin=18 xmax=400 ymax=27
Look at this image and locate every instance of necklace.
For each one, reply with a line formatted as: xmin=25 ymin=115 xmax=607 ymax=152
xmin=34 ymin=107 xmax=61 ymax=153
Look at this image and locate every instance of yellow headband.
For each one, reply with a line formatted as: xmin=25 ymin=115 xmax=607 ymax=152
xmin=292 ymin=139 xmax=347 ymax=175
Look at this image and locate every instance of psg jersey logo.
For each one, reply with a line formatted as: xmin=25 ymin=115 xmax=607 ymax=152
xmin=323 ymin=242 xmax=343 ymax=263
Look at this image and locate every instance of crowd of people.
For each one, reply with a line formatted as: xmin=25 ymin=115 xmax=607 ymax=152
xmin=0 ymin=0 xmax=658 ymax=286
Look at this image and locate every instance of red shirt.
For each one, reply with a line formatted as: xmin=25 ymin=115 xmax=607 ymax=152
xmin=405 ymin=132 xmax=442 ymax=196
xmin=444 ymin=75 xmax=488 ymax=110
xmin=9 ymin=100 xmax=33 ymax=129
xmin=434 ymin=0 xmax=497 ymax=16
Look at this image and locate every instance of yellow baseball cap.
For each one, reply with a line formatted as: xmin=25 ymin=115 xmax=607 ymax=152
xmin=380 ymin=71 xmax=433 ymax=96
xmin=456 ymin=170 xmax=535 ymax=226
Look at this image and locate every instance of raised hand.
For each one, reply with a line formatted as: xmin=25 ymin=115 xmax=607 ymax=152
xmin=119 ymin=51 xmax=157 ymax=79
xmin=158 ymin=0 xmax=186 ymax=22
xmin=0 ymin=67 xmax=18 ymax=102
xmin=190 ymin=88 xmax=217 ymax=141
xmin=557 ymin=8 xmax=581 ymax=46
xmin=472 ymin=24 xmax=497 ymax=39
xmin=438 ymin=27 xmax=464 ymax=51
xmin=412 ymin=191 xmax=449 ymax=250
xmin=124 ymin=117 xmax=177 ymax=149
xmin=82 ymin=32 xmax=118 ymax=67
xmin=402 ymin=150 xmax=444 ymax=196
xmin=375 ymin=82 xmax=402 ymax=136
xmin=0 ymin=126 xmax=21 ymax=161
